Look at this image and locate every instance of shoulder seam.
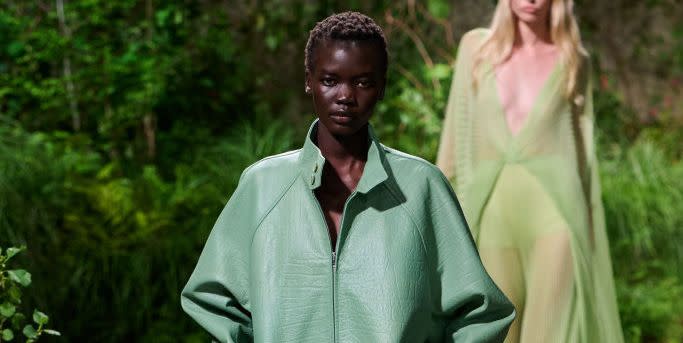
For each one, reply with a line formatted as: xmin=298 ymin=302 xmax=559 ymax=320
xmin=381 ymin=182 xmax=432 ymax=286
xmin=382 ymin=146 xmax=440 ymax=173
xmin=249 ymin=170 xmax=301 ymax=248
xmin=242 ymin=149 xmax=302 ymax=175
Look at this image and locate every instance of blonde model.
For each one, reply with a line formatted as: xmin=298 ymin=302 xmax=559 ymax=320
xmin=436 ymin=0 xmax=624 ymax=342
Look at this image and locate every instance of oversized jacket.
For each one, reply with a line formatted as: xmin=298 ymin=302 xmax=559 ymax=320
xmin=181 ymin=120 xmax=515 ymax=343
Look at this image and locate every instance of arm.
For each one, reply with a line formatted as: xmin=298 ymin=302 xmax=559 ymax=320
xmin=574 ymin=60 xmax=596 ymax=247
xmin=575 ymin=59 xmax=626 ymax=341
xmin=181 ymin=173 xmax=255 ymax=343
xmin=436 ymin=30 xmax=481 ymax=187
xmin=427 ymin=170 xmax=515 ymax=342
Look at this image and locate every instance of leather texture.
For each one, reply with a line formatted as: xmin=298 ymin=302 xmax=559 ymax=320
xmin=181 ymin=120 xmax=515 ymax=343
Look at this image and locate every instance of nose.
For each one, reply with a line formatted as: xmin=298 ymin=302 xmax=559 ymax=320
xmin=336 ymin=83 xmax=356 ymax=105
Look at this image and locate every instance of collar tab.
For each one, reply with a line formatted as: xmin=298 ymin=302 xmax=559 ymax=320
xmin=299 ymin=120 xmax=389 ymax=193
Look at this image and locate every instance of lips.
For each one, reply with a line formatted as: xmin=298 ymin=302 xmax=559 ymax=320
xmin=521 ymin=6 xmax=537 ymax=13
xmin=330 ymin=111 xmax=355 ymax=124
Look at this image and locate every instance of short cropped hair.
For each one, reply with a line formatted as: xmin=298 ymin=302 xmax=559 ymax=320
xmin=305 ymin=11 xmax=388 ymax=76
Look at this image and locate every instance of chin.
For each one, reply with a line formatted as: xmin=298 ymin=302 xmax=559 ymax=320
xmin=516 ymin=13 xmax=543 ymax=24
xmin=319 ymin=119 xmax=364 ymax=137
xmin=329 ymin=124 xmax=362 ymax=137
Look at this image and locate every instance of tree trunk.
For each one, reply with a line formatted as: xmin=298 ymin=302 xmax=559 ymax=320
xmin=144 ymin=0 xmax=156 ymax=159
xmin=56 ymin=0 xmax=80 ymax=131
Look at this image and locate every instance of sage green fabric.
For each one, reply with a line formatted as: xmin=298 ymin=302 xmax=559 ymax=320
xmin=181 ymin=120 xmax=515 ymax=343
xmin=436 ymin=29 xmax=624 ymax=343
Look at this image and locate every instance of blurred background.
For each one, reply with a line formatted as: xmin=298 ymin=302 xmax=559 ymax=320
xmin=0 ymin=0 xmax=681 ymax=342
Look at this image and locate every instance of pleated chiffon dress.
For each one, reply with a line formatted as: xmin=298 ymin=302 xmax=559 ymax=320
xmin=437 ymin=29 xmax=624 ymax=343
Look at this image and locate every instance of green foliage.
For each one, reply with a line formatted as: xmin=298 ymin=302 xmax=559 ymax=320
xmin=0 ymin=246 xmax=60 ymax=342
xmin=600 ymin=133 xmax=683 ymax=342
xmin=0 ymin=0 xmax=681 ymax=342
xmin=0 ymin=117 xmax=294 ymax=341
xmin=600 ymin=135 xmax=683 ymax=278
xmin=374 ymin=62 xmax=451 ymax=162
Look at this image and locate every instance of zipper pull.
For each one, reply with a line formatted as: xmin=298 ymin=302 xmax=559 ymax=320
xmin=332 ymin=251 xmax=337 ymax=270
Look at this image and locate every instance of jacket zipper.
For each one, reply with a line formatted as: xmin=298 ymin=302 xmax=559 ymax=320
xmin=332 ymin=191 xmax=356 ymax=342
xmin=310 ymin=197 xmax=337 ymax=342
xmin=331 ymin=251 xmax=337 ymax=342
xmin=312 ymin=190 xmax=356 ymax=343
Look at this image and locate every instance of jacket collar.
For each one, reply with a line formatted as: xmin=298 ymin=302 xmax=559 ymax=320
xmin=299 ymin=119 xmax=389 ymax=193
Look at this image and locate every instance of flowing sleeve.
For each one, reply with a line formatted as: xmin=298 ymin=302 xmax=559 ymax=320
xmin=425 ymin=167 xmax=516 ymax=342
xmin=181 ymin=171 xmax=256 ymax=343
xmin=436 ymin=29 xmax=484 ymax=191
xmin=576 ymin=59 xmax=625 ymax=342
xmin=578 ymin=60 xmax=610 ymax=254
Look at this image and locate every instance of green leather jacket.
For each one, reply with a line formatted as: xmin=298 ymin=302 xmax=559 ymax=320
xmin=181 ymin=121 xmax=515 ymax=342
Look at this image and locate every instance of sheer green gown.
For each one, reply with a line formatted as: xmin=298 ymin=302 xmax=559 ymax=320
xmin=436 ymin=29 xmax=624 ymax=343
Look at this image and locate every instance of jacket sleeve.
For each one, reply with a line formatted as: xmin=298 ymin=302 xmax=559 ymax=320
xmin=181 ymin=172 xmax=256 ymax=343
xmin=427 ymin=169 xmax=515 ymax=342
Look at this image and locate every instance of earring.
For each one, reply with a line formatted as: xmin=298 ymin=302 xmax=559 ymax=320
xmin=305 ymin=86 xmax=311 ymax=94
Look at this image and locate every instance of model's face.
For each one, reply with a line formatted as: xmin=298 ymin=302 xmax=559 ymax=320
xmin=306 ymin=40 xmax=385 ymax=137
xmin=510 ymin=0 xmax=553 ymax=25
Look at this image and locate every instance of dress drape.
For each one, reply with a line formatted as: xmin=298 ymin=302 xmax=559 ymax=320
xmin=437 ymin=28 xmax=624 ymax=343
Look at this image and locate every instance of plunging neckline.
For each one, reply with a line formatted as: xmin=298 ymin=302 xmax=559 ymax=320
xmin=492 ymin=58 xmax=561 ymax=139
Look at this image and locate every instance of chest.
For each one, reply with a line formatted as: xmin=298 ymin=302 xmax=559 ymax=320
xmin=314 ymin=162 xmax=364 ymax=241
xmin=314 ymin=187 xmax=348 ymax=239
xmin=250 ymin=187 xmax=432 ymax=341
xmin=494 ymin=53 xmax=559 ymax=134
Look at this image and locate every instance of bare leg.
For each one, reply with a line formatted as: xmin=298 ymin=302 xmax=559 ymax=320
xmin=479 ymin=246 xmax=526 ymax=343
xmin=519 ymin=230 xmax=574 ymax=343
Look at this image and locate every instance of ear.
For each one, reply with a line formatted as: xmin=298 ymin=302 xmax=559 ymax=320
xmin=305 ymin=72 xmax=312 ymax=95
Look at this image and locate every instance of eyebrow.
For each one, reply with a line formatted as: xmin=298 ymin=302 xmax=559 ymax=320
xmin=318 ymin=69 xmax=375 ymax=78
xmin=353 ymin=72 xmax=374 ymax=78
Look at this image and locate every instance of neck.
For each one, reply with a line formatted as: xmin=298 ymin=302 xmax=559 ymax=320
xmin=315 ymin=123 xmax=369 ymax=165
xmin=514 ymin=18 xmax=552 ymax=50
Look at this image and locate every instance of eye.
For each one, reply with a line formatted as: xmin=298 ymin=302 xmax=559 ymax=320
xmin=356 ymin=79 xmax=374 ymax=88
xmin=321 ymin=78 xmax=336 ymax=87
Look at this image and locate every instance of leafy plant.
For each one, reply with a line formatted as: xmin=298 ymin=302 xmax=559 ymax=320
xmin=1 ymin=0 xmax=682 ymax=342
xmin=0 ymin=246 xmax=60 ymax=342
xmin=0 ymin=117 xmax=295 ymax=342
xmin=599 ymin=134 xmax=683 ymax=342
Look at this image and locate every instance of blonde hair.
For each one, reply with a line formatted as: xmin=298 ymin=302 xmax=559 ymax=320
xmin=473 ymin=0 xmax=587 ymax=100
